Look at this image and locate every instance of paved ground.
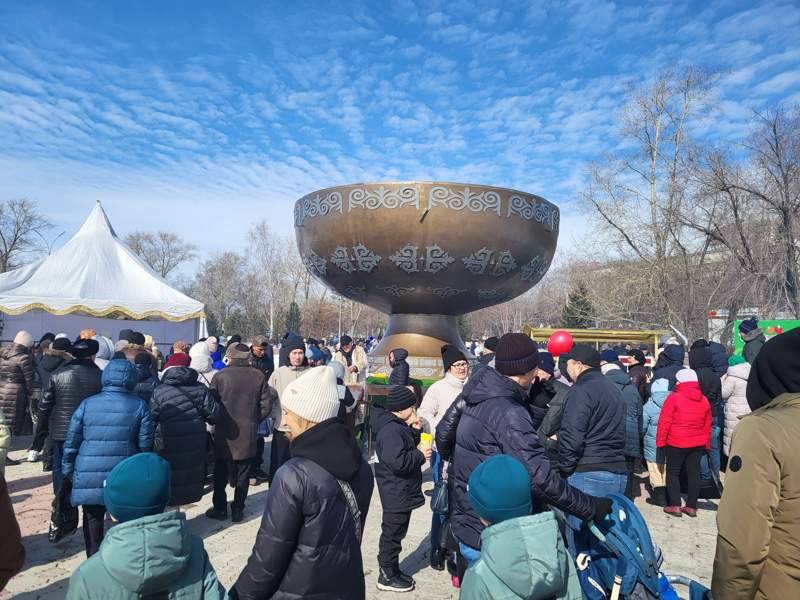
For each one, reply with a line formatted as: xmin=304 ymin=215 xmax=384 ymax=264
xmin=3 ymin=436 xmax=717 ymax=599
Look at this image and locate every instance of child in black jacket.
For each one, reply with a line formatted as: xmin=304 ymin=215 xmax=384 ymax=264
xmin=371 ymin=385 xmax=431 ymax=593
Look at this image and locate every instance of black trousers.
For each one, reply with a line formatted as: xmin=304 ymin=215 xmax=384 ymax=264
xmin=252 ymin=436 xmax=265 ymax=472
xmin=268 ymin=431 xmax=291 ymax=480
xmin=213 ymin=459 xmax=251 ymax=512
xmin=666 ymin=445 xmax=704 ymax=509
xmin=378 ymin=510 xmax=412 ymax=575
xmin=82 ymin=504 xmax=106 ymax=557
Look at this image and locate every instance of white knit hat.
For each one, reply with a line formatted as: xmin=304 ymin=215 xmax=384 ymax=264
xmin=13 ymin=330 xmax=33 ymax=348
xmin=281 ymin=366 xmax=341 ymax=424
xmin=676 ymin=368 xmax=698 ymax=383
xmin=189 ymin=341 xmax=210 ymax=358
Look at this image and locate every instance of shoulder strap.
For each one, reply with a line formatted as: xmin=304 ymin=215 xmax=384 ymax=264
xmin=337 ymin=478 xmax=362 ymax=543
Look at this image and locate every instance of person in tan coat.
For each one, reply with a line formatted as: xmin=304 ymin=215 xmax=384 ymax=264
xmin=332 ymin=335 xmax=368 ymax=385
xmin=712 ymin=328 xmax=800 ymax=599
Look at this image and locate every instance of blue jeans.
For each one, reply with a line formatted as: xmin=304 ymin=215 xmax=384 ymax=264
xmin=566 ymin=470 xmax=627 ymax=557
xmin=700 ymin=422 xmax=721 ymax=481
xmin=458 ymin=541 xmax=481 ymax=566
xmin=430 ymin=450 xmax=445 ymax=550
xmin=52 ymin=441 xmax=64 ymax=496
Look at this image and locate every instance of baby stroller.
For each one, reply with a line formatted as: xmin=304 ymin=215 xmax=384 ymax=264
xmin=574 ymin=493 xmax=712 ymax=600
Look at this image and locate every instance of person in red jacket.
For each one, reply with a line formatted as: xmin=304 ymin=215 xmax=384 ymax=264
xmin=656 ymin=368 xmax=711 ymax=517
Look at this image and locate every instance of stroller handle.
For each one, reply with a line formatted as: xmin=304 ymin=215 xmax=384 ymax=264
xmin=588 ymin=522 xmax=608 ymax=543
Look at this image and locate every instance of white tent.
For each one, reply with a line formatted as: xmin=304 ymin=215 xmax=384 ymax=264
xmin=0 ymin=202 xmax=206 ymax=346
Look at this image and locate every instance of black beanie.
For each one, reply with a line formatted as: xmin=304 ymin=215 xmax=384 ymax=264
xmin=495 ymin=333 xmax=539 ymax=376
xmin=130 ymin=331 xmax=146 ymax=346
xmin=52 ymin=338 xmax=72 ymax=352
xmin=134 ymin=351 xmax=152 ymax=365
xmin=119 ymin=329 xmax=133 ymax=342
xmin=386 ymin=386 xmax=416 ymax=412
xmin=40 ymin=332 xmax=56 ymax=344
xmin=484 ymin=336 xmax=499 ymax=352
xmin=71 ymin=339 xmax=99 ymax=359
xmin=441 ymin=344 xmax=466 ymax=372
xmin=340 ymin=334 xmax=353 ymax=346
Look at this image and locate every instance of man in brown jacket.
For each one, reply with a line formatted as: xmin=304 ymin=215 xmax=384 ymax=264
xmin=206 ymin=343 xmax=274 ymax=523
xmin=713 ymin=328 xmax=800 ymax=599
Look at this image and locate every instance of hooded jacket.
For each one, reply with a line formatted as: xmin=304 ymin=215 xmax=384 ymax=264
xmin=741 ymin=328 xmax=766 ymax=364
xmin=642 ymin=378 xmax=669 ymax=463
xmin=371 ymin=404 xmax=425 ymax=513
xmin=0 ymin=342 xmax=35 ymax=433
xmin=38 ymin=358 xmax=103 ymax=442
xmin=62 ymin=360 xmax=153 ymax=506
xmin=212 ymin=359 xmax=273 ymax=461
xmin=713 ymin=393 xmax=800 ymax=600
xmin=652 ymin=345 xmax=685 ymax=390
xmin=66 ymin=511 xmax=225 ymax=600
xmin=604 ymin=367 xmax=642 ymax=459
xmin=133 ymin=363 xmax=157 ymax=404
xmin=418 ymin=372 xmax=466 ymax=436
xmin=452 ymin=367 xmax=595 ymax=549
xmin=460 ymin=512 xmax=583 ymax=600
xmin=558 ymin=369 xmax=626 ymax=476
xmin=656 ymin=381 xmax=711 ymax=449
xmin=688 ymin=343 xmax=722 ymax=419
xmin=388 ymin=348 xmax=410 ymax=386
xmin=93 ymin=336 xmax=115 ymax=371
xmin=722 ymin=362 xmax=751 ymax=456
xmin=232 ymin=418 xmax=373 ymax=600
xmin=36 ymin=348 xmax=72 ymax=393
xmin=709 ymin=341 xmax=729 ymax=377
xmin=151 ymin=367 xmax=220 ymax=506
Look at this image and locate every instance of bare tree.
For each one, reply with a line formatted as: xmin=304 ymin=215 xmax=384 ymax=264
xmin=124 ymin=230 xmax=197 ymax=278
xmin=0 ymin=198 xmax=51 ymax=272
xmin=191 ymin=251 xmax=246 ymax=333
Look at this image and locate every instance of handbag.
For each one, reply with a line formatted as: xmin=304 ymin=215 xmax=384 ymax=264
xmin=49 ymin=478 xmax=78 ymax=543
xmin=431 ymin=479 xmax=449 ymax=514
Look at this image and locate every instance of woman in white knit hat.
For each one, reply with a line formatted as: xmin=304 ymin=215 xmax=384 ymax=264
xmin=231 ymin=366 xmax=374 ymax=600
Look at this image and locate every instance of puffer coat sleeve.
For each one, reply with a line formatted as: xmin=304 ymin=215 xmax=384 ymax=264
xmin=233 ymin=466 xmax=305 ymax=598
xmin=435 ymin=396 xmax=465 ymax=461
xmin=61 ymin=401 xmax=87 ymax=480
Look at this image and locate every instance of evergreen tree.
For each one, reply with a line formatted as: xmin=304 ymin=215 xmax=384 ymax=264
xmin=560 ymin=283 xmax=596 ymax=328
xmin=285 ymin=301 xmax=302 ymax=335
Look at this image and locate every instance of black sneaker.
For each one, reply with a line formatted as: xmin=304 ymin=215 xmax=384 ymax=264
xmin=377 ymin=569 xmax=414 ymax=592
xmin=231 ymin=508 xmax=244 ymax=523
xmin=205 ymin=507 xmax=228 ymax=520
xmin=250 ymin=468 xmax=269 ymax=485
xmin=5 ymin=456 xmax=20 ymax=466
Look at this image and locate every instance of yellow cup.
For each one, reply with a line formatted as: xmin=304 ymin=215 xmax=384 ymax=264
xmin=419 ymin=432 xmax=433 ymax=450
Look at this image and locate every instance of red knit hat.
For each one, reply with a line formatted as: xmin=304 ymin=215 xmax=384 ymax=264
xmin=164 ymin=353 xmax=191 ymax=368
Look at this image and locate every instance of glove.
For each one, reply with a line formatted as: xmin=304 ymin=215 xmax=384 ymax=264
xmin=590 ymin=496 xmax=613 ymax=522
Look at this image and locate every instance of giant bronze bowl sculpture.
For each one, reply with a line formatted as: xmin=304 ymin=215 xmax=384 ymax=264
xmin=294 ymin=181 xmax=559 ymax=361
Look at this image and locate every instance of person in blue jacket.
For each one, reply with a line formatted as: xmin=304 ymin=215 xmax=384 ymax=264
xmin=642 ymin=378 xmax=669 ymax=506
xmin=62 ymin=358 xmax=153 ymax=557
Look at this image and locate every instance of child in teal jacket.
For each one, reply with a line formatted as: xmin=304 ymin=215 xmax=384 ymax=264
xmin=460 ymin=455 xmax=583 ymax=600
xmin=66 ymin=453 xmax=225 ymax=600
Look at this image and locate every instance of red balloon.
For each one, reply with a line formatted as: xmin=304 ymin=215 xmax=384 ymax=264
xmin=547 ymin=330 xmax=574 ymax=357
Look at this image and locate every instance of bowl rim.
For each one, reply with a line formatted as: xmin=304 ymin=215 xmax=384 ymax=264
xmin=293 ymin=180 xmax=555 ymax=206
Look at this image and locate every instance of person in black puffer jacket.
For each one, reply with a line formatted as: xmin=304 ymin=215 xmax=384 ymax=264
xmin=388 ymin=348 xmax=410 ymax=386
xmin=150 ymin=365 xmax=220 ymax=506
xmin=451 ymin=334 xmax=604 ymax=560
xmin=132 ymin=352 xmax=158 ymax=404
xmin=653 ymin=344 xmax=685 ymax=390
xmin=29 ymin=338 xmax=74 ymax=460
xmin=37 ymin=339 xmax=102 ymax=494
xmin=232 ymin=367 xmax=373 ymax=600
xmin=371 ymin=386 xmax=431 ymax=592
xmin=688 ymin=340 xmax=722 ymax=480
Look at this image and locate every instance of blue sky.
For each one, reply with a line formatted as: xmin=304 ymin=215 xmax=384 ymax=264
xmin=1 ymin=0 xmax=799 ymax=262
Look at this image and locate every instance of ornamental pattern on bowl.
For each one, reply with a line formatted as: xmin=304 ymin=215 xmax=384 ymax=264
xmin=331 ymin=244 xmax=382 ymax=273
xmin=462 ymin=247 xmax=518 ymax=277
xmin=520 ymin=255 xmax=550 ymax=282
xmin=303 ymin=251 xmax=327 ymax=277
xmin=428 ymin=186 xmax=502 ymax=216
xmin=349 ymin=185 xmax=420 ymax=211
xmin=507 ymin=195 xmax=559 ymax=232
xmin=378 ymin=284 xmax=416 ymax=297
xmin=294 ymin=192 xmax=343 ymax=227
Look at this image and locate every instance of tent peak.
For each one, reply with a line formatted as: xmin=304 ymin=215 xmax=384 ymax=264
xmin=76 ymin=202 xmax=117 ymax=239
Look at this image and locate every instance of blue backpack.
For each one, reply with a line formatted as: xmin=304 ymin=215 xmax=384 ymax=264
xmin=574 ymin=494 xmax=709 ymax=599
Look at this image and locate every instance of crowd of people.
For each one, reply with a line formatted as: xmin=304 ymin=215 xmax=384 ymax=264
xmin=0 ymin=314 xmax=798 ymax=598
